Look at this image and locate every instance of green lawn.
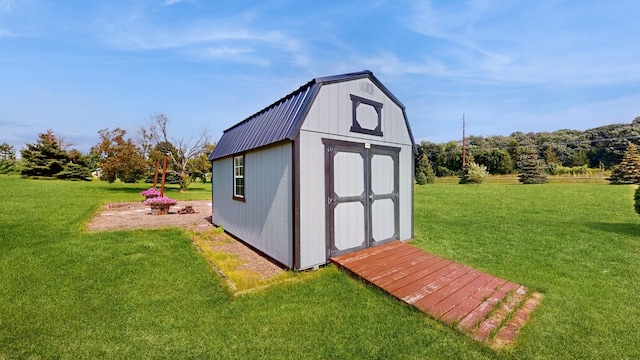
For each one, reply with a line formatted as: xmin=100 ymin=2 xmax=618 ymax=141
xmin=0 ymin=176 xmax=638 ymax=359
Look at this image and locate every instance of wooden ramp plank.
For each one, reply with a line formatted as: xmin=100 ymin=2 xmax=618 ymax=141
xmin=331 ymin=241 xmax=542 ymax=350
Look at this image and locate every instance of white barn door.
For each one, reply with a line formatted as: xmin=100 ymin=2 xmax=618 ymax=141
xmin=323 ymin=139 xmax=400 ymax=258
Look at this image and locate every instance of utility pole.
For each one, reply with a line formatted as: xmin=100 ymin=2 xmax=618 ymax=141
xmin=461 ymin=114 xmax=467 ymax=166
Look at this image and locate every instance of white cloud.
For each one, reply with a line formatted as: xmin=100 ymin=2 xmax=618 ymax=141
xmin=404 ymin=0 xmax=640 ymax=89
xmin=164 ymin=0 xmax=184 ymax=5
xmin=96 ymin=5 xmax=310 ymax=69
xmin=207 ymin=46 xmax=253 ymax=57
xmin=356 ymin=51 xmax=444 ymax=77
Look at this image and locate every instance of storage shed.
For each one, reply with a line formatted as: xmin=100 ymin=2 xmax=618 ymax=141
xmin=209 ymin=70 xmax=416 ymax=270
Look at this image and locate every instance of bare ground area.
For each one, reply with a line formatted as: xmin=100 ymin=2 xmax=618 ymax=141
xmin=87 ymin=200 xmax=215 ymax=232
xmin=86 ymin=201 xmax=286 ymax=285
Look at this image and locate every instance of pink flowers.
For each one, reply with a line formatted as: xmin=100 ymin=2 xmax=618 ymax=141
xmin=143 ymin=196 xmax=178 ymax=206
xmin=140 ymin=187 xmax=161 ymax=198
xmin=141 ymin=187 xmax=176 ymax=211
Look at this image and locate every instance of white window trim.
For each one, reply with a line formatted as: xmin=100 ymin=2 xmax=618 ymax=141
xmin=233 ymin=155 xmax=245 ymax=200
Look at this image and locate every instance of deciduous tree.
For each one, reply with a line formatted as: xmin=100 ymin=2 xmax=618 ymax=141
xmin=188 ymin=143 xmax=215 ymax=183
xmin=140 ymin=113 xmax=210 ymax=191
xmin=92 ymin=128 xmax=146 ymax=183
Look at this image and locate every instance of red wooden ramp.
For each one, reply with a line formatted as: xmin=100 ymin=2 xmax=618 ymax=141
xmin=330 ymin=241 xmax=542 ymax=349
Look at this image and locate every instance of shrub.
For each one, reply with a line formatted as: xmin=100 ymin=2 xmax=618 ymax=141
xmin=459 ymin=162 xmax=489 ymax=184
xmin=415 ymin=171 xmax=427 ymax=185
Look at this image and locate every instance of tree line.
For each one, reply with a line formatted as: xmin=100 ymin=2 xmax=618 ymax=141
xmin=0 ymin=114 xmax=215 ymax=191
xmin=415 ymin=116 xmax=640 ymax=179
xmin=3 ymin=115 xmax=639 ymax=187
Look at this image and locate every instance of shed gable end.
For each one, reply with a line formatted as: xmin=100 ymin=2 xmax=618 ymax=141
xmin=208 ymin=70 xmax=416 ymax=162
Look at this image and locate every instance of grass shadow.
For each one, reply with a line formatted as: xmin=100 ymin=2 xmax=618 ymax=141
xmin=101 ymin=186 xmax=150 ymax=195
xmin=100 ymin=184 xmax=210 ymax=194
xmin=586 ymin=222 xmax=640 ymax=237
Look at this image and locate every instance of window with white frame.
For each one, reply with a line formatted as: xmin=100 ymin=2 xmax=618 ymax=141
xmin=233 ymin=155 xmax=245 ymax=200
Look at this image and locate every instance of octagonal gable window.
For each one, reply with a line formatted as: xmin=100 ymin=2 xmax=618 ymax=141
xmin=350 ymin=94 xmax=383 ymax=137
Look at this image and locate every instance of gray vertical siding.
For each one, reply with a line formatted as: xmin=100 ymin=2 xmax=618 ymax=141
xmin=297 ymin=78 xmax=414 ymax=270
xmin=210 ymin=73 xmax=415 ymax=271
xmin=212 ymin=142 xmax=293 ymax=268
xmin=302 ymin=79 xmax=413 ymax=146
xmin=296 ymin=131 xmax=327 ymax=269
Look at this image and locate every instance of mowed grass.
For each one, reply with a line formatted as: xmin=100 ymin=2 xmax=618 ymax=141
xmin=413 ymin=181 xmax=640 ymax=358
xmin=0 ymin=175 xmax=638 ymax=358
xmin=0 ymin=177 xmax=489 ymax=359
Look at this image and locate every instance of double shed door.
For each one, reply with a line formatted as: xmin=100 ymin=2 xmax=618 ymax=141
xmin=323 ymin=139 xmax=400 ymax=258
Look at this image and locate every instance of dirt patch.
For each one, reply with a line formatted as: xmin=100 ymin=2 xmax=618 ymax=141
xmin=86 ymin=200 xmax=287 ymax=287
xmin=87 ymin=200 xmax=214 ymax=232
xmin=208 ymin=235 xmax=285 ymax=280
xmin=87 ymin=200 xmax=216 ymax=232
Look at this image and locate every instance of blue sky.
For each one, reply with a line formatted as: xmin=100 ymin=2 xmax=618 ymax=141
xmin=1 ymin=0 xmax=639 ymax=153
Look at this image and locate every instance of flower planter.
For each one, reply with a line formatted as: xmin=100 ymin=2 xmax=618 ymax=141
xmin=150 ymin=204 xmax=171 ymax=215
xmin=140 ymin=187 xmax=161 ymax=200
xmin=144 ymin=196 xmax=177 ymax=215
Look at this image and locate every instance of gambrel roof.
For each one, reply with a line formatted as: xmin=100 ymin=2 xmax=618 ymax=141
xmin=209 ymin=70 xmax=415 ymax=160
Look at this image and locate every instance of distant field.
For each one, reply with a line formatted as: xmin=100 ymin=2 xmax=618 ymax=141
xmin=0 ymin=175 xmax=638 ymax=359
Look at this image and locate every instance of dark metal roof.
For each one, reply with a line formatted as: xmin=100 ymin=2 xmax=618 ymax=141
xmin=209 ymin=70 xmax=416 ymax=160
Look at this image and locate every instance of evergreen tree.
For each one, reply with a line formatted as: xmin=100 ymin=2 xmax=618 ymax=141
xmin=56 ymin=162 xmax=92 ymax=180
xmin=608 ymin=143 xmax=640 ymax=184
xmin=496 ymin=150 xmax=514 ymax=174
xmin=20 ymin=130 xmax=70 ymax=178
xmin=543 ymin=146 xmax=560 ymax=165
xmin=424 ymin=159 xmax=436 ymax=184
xmin=0 ymin=142 xmax=17 ymax=174
xmin=415 ymin=169 xmax=428 ymax=185
xmin=144 ymin=171 xmax=182 ymax=185
xmin=415 ymin=154 xmax=435 ymax=185
xmin=518 ymin=148 xmax=548 ymax=184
